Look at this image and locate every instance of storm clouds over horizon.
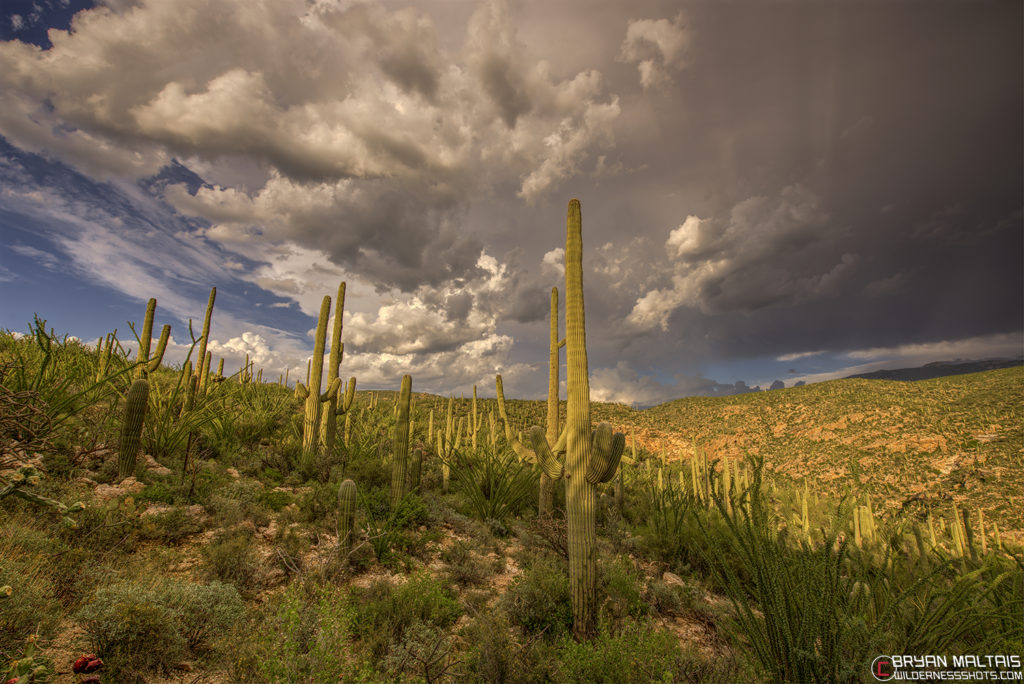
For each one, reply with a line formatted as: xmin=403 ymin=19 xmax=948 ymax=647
xmin=0 ymin=0 xmax=1020 ymax=406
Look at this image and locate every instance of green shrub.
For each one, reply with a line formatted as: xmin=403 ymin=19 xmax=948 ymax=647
xmin=458 ymin=610 xmax=556 ymax=684
xmin=203 ymin=526 xmax=260 ymax=594
xmin=600 ymin=556 xmax=649 ymax=625
xmin=230 ymin=580 xmax=352 ymax=683
xmin=501 ymin=556 xmax=572 ymax=638
xmin=258 ymin=488 xmax=293 ymax=512
xmin=136 ymin=481 xmax=178 ymax=505
xmin=347 ymin=572 xmax=461 ymax=661
xmin=137 ymin=507 xmax=205 ymax=545
xmin=0 ymin=553 xmax=60 ymax=655
xmin=555 ymin=620 xmax=693 ymax=684
xmin=74 ymin=579 xmax=243 ymax=681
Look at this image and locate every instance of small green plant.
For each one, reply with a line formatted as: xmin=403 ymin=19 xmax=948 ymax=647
xmin=2 ymin=633 xmax=52 ymax=684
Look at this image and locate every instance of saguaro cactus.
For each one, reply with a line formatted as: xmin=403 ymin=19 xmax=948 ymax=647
xmin=338 ymin=479 xmax=357 ymax=559
xmin=320 ymin=282 xmax=357 ymax=460
xmin=194 ymin=287 xmax=216 ymax=394
xmin=390 ymin=375 xmax=412 ymax=507
xmin=526 ymin=199 xmax=625 ymax=639
xmin=294 ymin=296 xmax=341 ymax=462
xmin=118 ymin=299 xmax=170 ymax=480
xmin=542 ymin=287 xmax=565 ymax=516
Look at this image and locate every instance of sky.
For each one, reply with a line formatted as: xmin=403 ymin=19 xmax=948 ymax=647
xmin=0 ymin=0 xmax=1021 ymax=407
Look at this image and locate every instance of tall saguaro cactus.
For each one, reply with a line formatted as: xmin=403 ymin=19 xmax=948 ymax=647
xmin=320 ymin=282 xmax=356 ymax=460
xmin=194 ymin=287 xmax=216 ymax=394
xmin=294 ymin=296 xmax=341 ymax=462
xmin=391 ymin=375 xmax=412 ymax=507
xmin=527 ymin=199 xmax=625 ymax=639
xmin=542 ymin=286 xmax=566 ymax=516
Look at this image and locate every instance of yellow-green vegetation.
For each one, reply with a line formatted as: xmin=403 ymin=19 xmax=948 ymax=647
xmin=0 ymin=200 xmax=1021 ymax=682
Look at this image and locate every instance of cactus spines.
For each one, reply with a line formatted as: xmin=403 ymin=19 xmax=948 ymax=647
xmin=118 ymin=377 xmax=150 ymax=480
xmin=338 ymin=479 xmax=357 ymax=559
xmin=390 ymin=375 xmax=412 ymax=507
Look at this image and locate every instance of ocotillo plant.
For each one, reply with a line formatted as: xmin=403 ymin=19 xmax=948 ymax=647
xmin=526 ymin=199 xmax=626 ymax=639
xmin=338 ymin=478 xmax=357 ymax=559
xmin=320 ymin=282 xmax=357 ymax=460
xmin=390 ymin=375 xmax=412 ymax=507
xmin=118 ymin=299 xmax=170 ymax=480
xmin=294 ymin=296 xmax=341 ymax=463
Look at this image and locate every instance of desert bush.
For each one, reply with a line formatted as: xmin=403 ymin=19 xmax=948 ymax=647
xmin=599 ymin=555 xmax=649 ymax=626
xmin=75 ymin=579 xmax=243 ymax=681
xmin=137 ymin=506 xmax=205 ymax=545
xmin=230 ymin=580 xmax=353 ymax=683
xmin=0 ymin=552 xmax=60 ymax=655
xmin=556 ymin=619 xmax=731 ymax=684
xmin=457 ymin=610 xmax=556 ymax=684
xmin=501 ymin=555 xmax=573 ymax=639
xmin=347 ymin=572 xmax=461 ymax=661
xmin=203 ymin=526 xmax=261 ymax=594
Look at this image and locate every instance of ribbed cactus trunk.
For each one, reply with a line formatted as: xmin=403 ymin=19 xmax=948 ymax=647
xmin=390 ymin=375 xmax=412 ymax=508
xmin=118 ymin=378 xmax=150 ymax=480
xmin=118 ymin=299 xmax=169 ymax=480
xmin=302 ymin=296 xmax=331 ymax=458
xmin=541 ymin=287 xmax=560 ymax=516
xmin=338 ymin=479 xmax=357 ymax=559
xmin=563 ymin=198 xmax=598 ymax=640
xmin=320 ymin=282 xmax=346 ymax=457
xmin=194 ymin=287 xmax=216 ymax=394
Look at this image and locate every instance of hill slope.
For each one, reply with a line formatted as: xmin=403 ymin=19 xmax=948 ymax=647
xmin=588 ymin=366 xmax=1023 ymax=539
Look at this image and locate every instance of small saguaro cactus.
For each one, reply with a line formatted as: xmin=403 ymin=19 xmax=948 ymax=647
xmin=391 ymin=375 xmax=412 ymax=507
xmin=522 ymin=199 xmax=626 ymax=640
xmin=118 ymin=299 xmax=170 ymax=480
xmin=338 ymin=479 xmax=357 ymax=559
xmin=294 ymin=296 xmax=342 ymax=462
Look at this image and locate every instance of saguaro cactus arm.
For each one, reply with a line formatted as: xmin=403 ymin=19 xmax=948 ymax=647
xmin=585 ymin=423 xmax=625 ymax=485
xmin=529 ymin=426 xmax=565 ymax=480
xmin=336 ymin=377 xmax=357 ymax=415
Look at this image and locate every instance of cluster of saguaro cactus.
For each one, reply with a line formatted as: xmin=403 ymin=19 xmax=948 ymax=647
xmin=435 ymin=396 xmax=462 ymax=494
xmin=390 ymin=374 xmax=412 ymax=507
xmin=118 ymin=298 xmax=170 ymax=481
xmin=294 ymin=295 xmax=342 ymax=463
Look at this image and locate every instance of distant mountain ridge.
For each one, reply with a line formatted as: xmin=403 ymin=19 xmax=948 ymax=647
xmin=845 ymin=357 xmax=1024 ymax=382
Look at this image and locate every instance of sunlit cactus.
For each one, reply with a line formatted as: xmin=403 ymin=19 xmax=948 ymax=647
xmin=524 ymin=199 xmax=625 ymax=639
